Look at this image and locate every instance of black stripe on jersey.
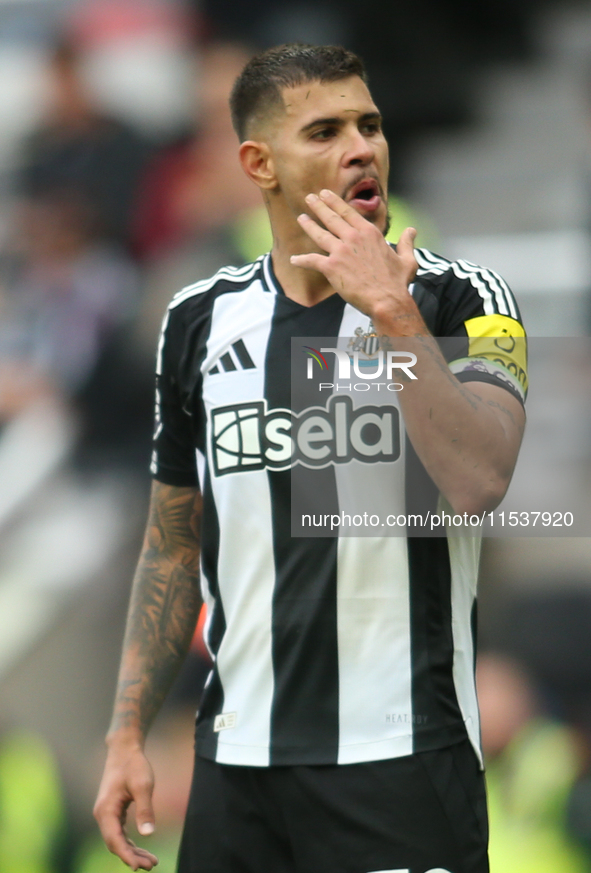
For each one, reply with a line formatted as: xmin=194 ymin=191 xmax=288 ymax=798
xmin=407 ymin=537 xmax=467 ymax=752
xmin=265 ymin=290 xmax=345 ymax=765
xmin=404 ymin=437 xmax=439 ymax=536
xmin=232 ymin=338 xmax=256 ymax=369
xmin=195 ymin=467 xmax=226 ymax=760
xmin=220 ymin=351 xmax=237 ymax=372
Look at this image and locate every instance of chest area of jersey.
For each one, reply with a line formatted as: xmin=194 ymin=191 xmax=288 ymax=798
xmin=198 ymin=289 xmax=404 ymax=477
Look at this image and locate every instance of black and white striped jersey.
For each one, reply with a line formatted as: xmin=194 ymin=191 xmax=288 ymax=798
xmin=151 ymin=247 xmax=526 ymax=768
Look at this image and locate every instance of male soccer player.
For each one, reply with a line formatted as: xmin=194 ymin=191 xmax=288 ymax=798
xmin=94 ymin=44 xmax=526 ymax=873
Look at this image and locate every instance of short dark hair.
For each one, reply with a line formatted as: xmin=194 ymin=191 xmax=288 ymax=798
xmin=230 ymin=43 xmax=367 ymax=141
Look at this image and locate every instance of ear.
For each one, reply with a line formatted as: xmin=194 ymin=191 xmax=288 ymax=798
xmin=239 ymin=140 xmax=277 ymax=191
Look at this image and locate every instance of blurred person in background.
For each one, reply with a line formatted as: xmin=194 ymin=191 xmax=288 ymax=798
xmin=494 ymin=590 xmax=591 ymax=871
xmin=0 ymin=182 xmax=141 ymax=459
xmin=17 ymin=38 xmax=151 ymax=254
xmin=127 ymin=38 xmax=272 ymax=437
xmin=0 ymin=29 xmax=161 ymax=467
xmin=132 ymin=39 xmax=267 ymax=355
xmin=477 ymin=652 xmax=589 ymax=873
xmin=132 ymin=39 xmax=262 ymax=263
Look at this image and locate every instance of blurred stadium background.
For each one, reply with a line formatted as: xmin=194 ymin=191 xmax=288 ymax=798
xmin=1 ymin=0 xmax=591 ymax=870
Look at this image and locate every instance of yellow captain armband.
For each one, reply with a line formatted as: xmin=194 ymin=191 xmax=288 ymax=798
xmin=450 ymin=314 xmax=528 ymax=404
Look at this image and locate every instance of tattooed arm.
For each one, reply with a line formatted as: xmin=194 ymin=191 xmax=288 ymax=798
xmin=94 ymin=481 xmax=202 ymax=871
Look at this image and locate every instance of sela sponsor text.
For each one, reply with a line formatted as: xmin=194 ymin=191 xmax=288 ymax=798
xmin=211 ymin=395 xmax=400 ymax=476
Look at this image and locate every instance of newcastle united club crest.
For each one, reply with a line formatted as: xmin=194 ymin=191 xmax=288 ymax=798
xmin=348 ymin=322 xmax=380 ymax=358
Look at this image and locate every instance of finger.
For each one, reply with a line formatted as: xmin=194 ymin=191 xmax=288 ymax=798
xmin=305 ymin=192 xmax=354 ymax=236
xmin=100 ymin=813 xmax=158 ymax=870
xmin=120 ymin=836 xmax=160 ymax=870
xmin=290 ymin=252 xmax=329 ymax=273
xmin=94 ymin=793 xmax=129 ymax=850
xmin=118 ymin=843 xmax=159 ymax=871
xmin=127 ymin=844 xmax=160 ymax=871
xmin=397 ymin=226 xmax=417 ymax=255
xmin=134 ymin=778 xmax=156 ymax=837
xmin=95 ymin=786 xmax=158 ymax=868
xmin=396 ymin=227 xmax=418 ymax=278
xmin=316 ymin=189 xmax=368 ymax=229
xmin=297 ymin=213 xmax=336 ymax=252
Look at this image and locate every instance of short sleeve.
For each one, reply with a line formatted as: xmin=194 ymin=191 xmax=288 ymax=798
xmin=423 ymin=251 xmax=528 ymax=406
xmin=150 ymin=306 xmax=199 ymax=487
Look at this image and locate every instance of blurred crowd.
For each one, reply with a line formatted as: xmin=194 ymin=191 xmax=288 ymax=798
xmin=0 ymin=25 xmax=265 ymax=472
xmin=0 ymin=0 xmax=591 ymax=871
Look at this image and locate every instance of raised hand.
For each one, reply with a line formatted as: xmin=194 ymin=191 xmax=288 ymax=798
xmin=290 ymin=188 xmax=419 ymax=333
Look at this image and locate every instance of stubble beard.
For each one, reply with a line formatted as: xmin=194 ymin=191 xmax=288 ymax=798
xmin=362 ymin=203 xmax=391 ymax=238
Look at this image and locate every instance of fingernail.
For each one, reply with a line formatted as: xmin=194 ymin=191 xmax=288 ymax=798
xmin=305 ymin=193 xmax=318 ymax=203
xmin=320 ymin=189 xmax=332 ymax=198
xmin=298 ymin=212 xmax=309 ymax=221
xmin=139 ymin=823 xmax=154 ymax=835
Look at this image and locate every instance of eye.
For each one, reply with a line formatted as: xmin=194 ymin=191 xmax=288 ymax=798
xmin=311 ymin=127 xmax=336 ymax=141
xmin=361 ymin=120 xmax=381 ymax=135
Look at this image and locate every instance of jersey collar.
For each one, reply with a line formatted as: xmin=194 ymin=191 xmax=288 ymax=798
xmin=261 ymin=252 xmax=282 ymax=295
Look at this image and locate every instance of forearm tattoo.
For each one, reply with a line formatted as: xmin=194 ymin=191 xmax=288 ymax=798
xmin=111 ymin=483 xmax=202 ymax=736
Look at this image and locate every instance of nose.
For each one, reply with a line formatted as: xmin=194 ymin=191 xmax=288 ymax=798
xmin=343 ymin=127 xmax=375 ymax=167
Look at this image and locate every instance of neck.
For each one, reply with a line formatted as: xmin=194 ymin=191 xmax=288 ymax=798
xmin=269 ymin=212 xmax=334 ymax=307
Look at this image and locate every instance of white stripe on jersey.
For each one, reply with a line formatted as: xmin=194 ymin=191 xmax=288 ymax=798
xmin=152 ymin=260 xmax=268 ymax=476
xmin=150 ymin=308 xmax=171 ymax=474
xmin=170 ymin=259 xmax=264 ymax=309
xmin=200 ymin=278 xmax=274 ymax=376
xmin=213 ymin=465 xmax=276 ymax=766
xmin=334 ymin=302 xmax=413 ymax=763
xmin=203 ymin=285 xmax=276 ymax=766
xmin=155 ymin=308 xmax=171 ymax=377
xmin=195 ymin=447 xmax=206 ymax=503
xmin=455 ymin=259 xmax=517 ymax=320
xmin=336 ymin=536 xmax=414 ymax=764
xmin=414 ymin=248 xmax=450 ymax=277
xmin=262 ymin=252 xmax=280 ymax=295
xmin=338 ymin=302 xmax=373 ymax=337
xmin=445 ymin=510 xmax=483 ymax=767
xmin=415 ymin=248 xmax=517 ymax=318
xmin=197 ymin=449 xmax=216 ymax=660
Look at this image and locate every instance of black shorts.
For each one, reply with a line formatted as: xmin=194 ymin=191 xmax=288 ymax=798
xmin=177 ymin=739 xmax=488 ymax=873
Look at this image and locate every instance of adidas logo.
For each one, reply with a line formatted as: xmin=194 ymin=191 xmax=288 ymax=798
xmin=209 ymin=339 xmax=256 ymax=375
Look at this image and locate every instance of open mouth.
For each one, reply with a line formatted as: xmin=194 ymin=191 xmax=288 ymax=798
xmin=347 ymin=178 xmax=382 ymax=211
